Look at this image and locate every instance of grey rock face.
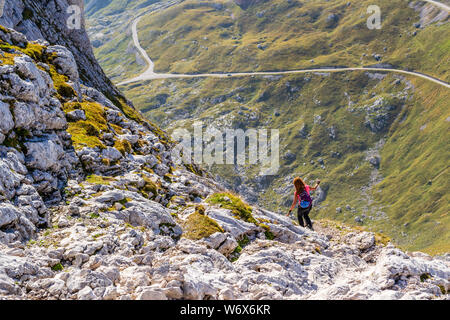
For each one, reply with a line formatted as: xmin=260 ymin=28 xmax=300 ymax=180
xmin=0 ymin=204 xmax=19 ymax=228
xmin=0 ymin=102 xmax=14 ymax=135
xmin=25 ymin=138 xmax=66 ymax=172
xmin=66 ymin=109 xmax=86 ymax=121
xmin=47 ymin=45 xmax=79 ymax=82
xmin=0 ymin=0 xmax=126 ymax=104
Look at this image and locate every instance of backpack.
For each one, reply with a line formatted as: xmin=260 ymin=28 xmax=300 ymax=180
xmin=298 ymin=189 xmax=312 ymax=209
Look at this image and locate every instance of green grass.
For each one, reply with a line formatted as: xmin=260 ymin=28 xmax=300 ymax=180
xmin=64 ymin=102 xmax=110 ymax=150
xmin=139 ymin=176 xmax=160 ymax=199
xmin=85 ymin=174 xmax=117 ymax=185
xmin=89 ymin=213 xmax=100 ymax=219
xmin=51 ymin=263 xmax=64 ymax=272
xmin=183 ymin=206 xmax=225 ymax=240
xmin=420 ymin=273 xmax=432 ymax=282
xmin=371 ymin=78 xmax=450 ymax=254
xmin=207 ymin=192 xmax=257 ymax=224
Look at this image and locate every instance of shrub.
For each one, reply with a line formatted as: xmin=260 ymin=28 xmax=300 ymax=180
xmin=51 ymin=263 xmax=64 ymax=272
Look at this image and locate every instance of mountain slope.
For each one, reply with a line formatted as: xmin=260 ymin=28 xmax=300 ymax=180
xmin=85 ymin=0 xmax=182 ymax=83
xmin=1 ymin=25 xmax=447 ymax=301
xmin=91 ymin=0 xmax=450 ymax=255
xmin=135 ymin=0 xmax=449 ymax=80
xmin=0 ymin=1 xmax=448 ymax=301
xmin=121 ymin=69 xmax=449 ymax=254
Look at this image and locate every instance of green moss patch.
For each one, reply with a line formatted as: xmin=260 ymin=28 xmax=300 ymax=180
xmin=207 ymin=192 xmax=257 ymax=224
xmin=51 ymin=263 xmax=64 ymax=272
xmin=85 ymin=174 xmax=117 ymax=185
xmin=64 ymin=102 xmax=110 ymax=150
xmin=183 ymin=207 xmax=224 ymax=240
xmin=139 ymin=176 xmax=160 ymax=199
xmin=0 ymin=39 xmax=77 ymax=100
xmin=0 ymin=50 xmax=19 ymax=65
xmin=420 ymin=273 xmax=432 ymax=282
xmin=49 ymin=65 xmax=76 ymax=99
xmin=114 ymin=139 xmax=132 ymax=155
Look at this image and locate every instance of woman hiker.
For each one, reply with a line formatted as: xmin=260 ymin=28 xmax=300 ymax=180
xmin=286 ymin=177 xmax=320 ymax=230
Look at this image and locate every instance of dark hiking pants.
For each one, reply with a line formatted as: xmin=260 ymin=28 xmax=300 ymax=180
xmin=298 ymin=206 xmax=313 ymax=230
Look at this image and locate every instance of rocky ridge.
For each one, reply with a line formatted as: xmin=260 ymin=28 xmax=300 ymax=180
xmin=0 ymin=0 xmax=125 ymax=104
xmin=0 ymin=13 xmax=449 ymax=301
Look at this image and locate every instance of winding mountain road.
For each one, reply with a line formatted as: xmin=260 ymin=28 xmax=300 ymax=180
xmin=422 ymin=0 xmax=450 ymax=11
xmin=117 ymin=1 xmax=450 ymax=89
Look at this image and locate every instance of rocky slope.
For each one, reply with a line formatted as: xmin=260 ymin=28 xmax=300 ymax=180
xmin=0 ymin=22 xmax=449 ymax=300
xmin=0 ymin=0 xmax=126 ymax=105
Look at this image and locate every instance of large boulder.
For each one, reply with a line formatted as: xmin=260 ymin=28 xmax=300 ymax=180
xmin=25 ymin=138 xmax=66 ymax=172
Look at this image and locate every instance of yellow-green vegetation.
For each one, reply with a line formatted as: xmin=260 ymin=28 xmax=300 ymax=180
xmin=1 ymin=127 xmax=31 ymax=152
xmin=105 ymin=93 xmax=172 ymax=146
xmin=233 ymin=235 xmax=251 ymax=257
xmin=184 ymin=163 xmax=203 ymax=176
xmin=113 ymin=95 xmax=144 ymax=124
xmin=118 ymin=197 xmax=132 ymax=206
xmin=183 ymin=205 xmax=224 ymax=240
xmin=64 ymin=102 xmax=109 ymax=150
xmin=318 ymin=219 xmax=392 ymax=247
xmin=48 ymin=65 xmax=76 ymax=99
xmin=0 ymin=25 xmax=10 ymax=34
xmin=0 ymin=50 xmax=19 ymax=65
xmin=114 ymin=138 xmax=132 ymax=155
xmin=51 ymin=263 xmax=64 ymax=272
xmin=110 ymin=123 xmax=124 ymax=135
xmin=371 ymin=78 xmax=450 ymax=254
xmin=207 ymin=192 xmax=257 ymax=224
xmin=85 ymin=174 xmax=117 ymax=185
xmin=259 ymin=223 xmax=275 ymax=240
xmin=374 ymin=231 xmax=392 ymax=247
xmin=314 ymin=246 xmax=322 ymax=254
xmin=207 ymin=192 xmax=277 ymax=239
xmin=420 ymin=273 xmax=432 ymax=282
xmin=139 ymin=175 xmax=160 ymax=199
xmin=89 ymin=212 xmax=100 ymax=219
xmin=438 ymin=285 xmax=447 ymax=295
xmin=63 ymin=100 xmax=141 ymax=154
xmin=92 ymin=233 xmax=105 ymax=239
xmin=27 ymin=44 xmax=77 ymax=99
xmin=0 ymin=40 xmax=45 ymax=64
xmin=19 ymin=42 xmax=45 ymax=62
